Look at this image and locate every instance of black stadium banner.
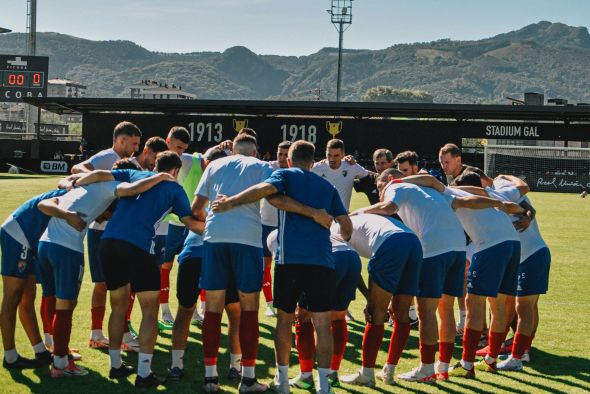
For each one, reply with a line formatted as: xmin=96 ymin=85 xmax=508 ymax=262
xmin=83 ymin=113 xmax=590 ymax=158
xmin=0 ymin=121 xmax=69 ymax=134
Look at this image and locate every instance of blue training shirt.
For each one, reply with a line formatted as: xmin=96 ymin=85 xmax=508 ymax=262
xmin=111 ymin=169 xmax=154 ymax=183
xmin=103 ymin=181 xmax=192 ymax=254
xmin=266 ymin=167 xmax=347 ymax=268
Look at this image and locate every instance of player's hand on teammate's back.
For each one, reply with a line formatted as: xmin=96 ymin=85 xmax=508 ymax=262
xmin=514 ymin=215 xmax=532 ymax=232
xmin=211 ymin=194 xmax=231 ymax=212
xmin=156 ymin=172 xmax=176 ymax=182
xmin=65 ymin=211 xmax=87 ymax=231
xmin=500 ymin=201 xmax=526 ymax=215
xmin=310 ymin=208 xmax=333 ymax=229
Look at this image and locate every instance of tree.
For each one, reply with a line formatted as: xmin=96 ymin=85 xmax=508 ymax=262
xmin=361 ymin=86 xmax=434 ymax=103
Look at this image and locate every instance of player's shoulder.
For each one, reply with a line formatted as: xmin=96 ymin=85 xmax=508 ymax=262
xmin=92 ymin=148 xmax=117 ymax=158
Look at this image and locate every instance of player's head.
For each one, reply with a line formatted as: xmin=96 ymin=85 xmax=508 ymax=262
xmin=166 ymin=126 xmax=191 ymax=155
xmin=203 ymin=146 xmax=228 ymax=168
xmin=111 ymin=158 xmax=141 ymax=171
xmin=140 ymin=136 xmax=168 ymax=170
xmin=376 ymin=168 xmax=404 ymax=199
xmin=326 ymin=139 xmax=345 ymax=169
xmin=232 ymin=133 xmax=258 ymax=157
xmin=155 ymin=151 xmax=183 ymax=178
xmin=288 ymin=140 xmax=315 ymax=170
xmin=453 ymin=166 xmax=493 ymax=188
xmin=438 ymin=143 xmax=462 ymax=177
xmin=112 ymin=121 xmax=142 ymax=158
xmin=372 ymin=148 xmax=394 ymax=174
xmin=238 ymin=128 xmax=257 ymax=139
xmin=277 ymin=141 xmax=292 ymax=168
xmin=394 ymin=150 xmax=420 ymax=176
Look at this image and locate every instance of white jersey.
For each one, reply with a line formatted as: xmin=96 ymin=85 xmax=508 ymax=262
xmin=384 ymin=183 xmax=465 ymax=258
xmin=312 ymin=161 xmax=369 ymax=211
xmin=487 ymin=181 xmax=548 ymax=261
xmin=267 ymin=228 xmax=278 ymax=255
xmin=40 ymin=182 xmax=119 ymax=253
xmin=260 ymin=161 xmax=281 ymax=226
xmin=444 ymin=187 xmax=519 ymax=253
xmin=334 ymin=213 xmax=414 ymax=259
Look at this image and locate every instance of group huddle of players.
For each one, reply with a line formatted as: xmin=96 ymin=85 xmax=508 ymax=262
xmin=0 ymin=122 xmax=550 ymax=393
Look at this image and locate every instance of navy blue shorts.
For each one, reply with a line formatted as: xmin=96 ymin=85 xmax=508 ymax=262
xmin=262 ymin=225 xmax=277 ymax=258
xmin=419 ymin=251 xmax=467 ymax=298
xmin=37 ymin=241 xmax=84 ymax=301
xmin=369 ymin=232 xmax=423 ymax=296
xmin=87 ymin=228 xmax=105 ymax=283
xmin=1 ymin=229 xmax=35 ymax=279
xmin=468 ymin=240 xmax=521 ymax=297
xmin=153 ymin=234 xmax=167 ymax=266
xmin=164 ymin=224 xmax=188 ymax=262
xmin=517 ymin=247 xmax=551 ymax=297
xmin=200 ymin=241 xmax=263 ymax=293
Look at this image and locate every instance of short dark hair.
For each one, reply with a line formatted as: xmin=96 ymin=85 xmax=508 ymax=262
xmin=452 ymin=171 xmax=483 ymax=187
xmin=113 ymin=121 xmax=142 ymax=140
xmin=204 ymin=146 xmax=228 ymax=162
xmin=278 ymin=140 xmax=292 ymax=150
xmin=168 ymin=126 xmax=191 ymax=144
xmin=144 ymin=136 xmax=168 ymax=153
xmin=327 ymin=139 xmax=345 ymax=151
xmin=233 ymin=133 xmax=258 ymax=155
xmin=463 ymin=166 xmax=486 ymax=178
xmin=373 ymin=148 xmax=393 ymax=162
xmin=238 ymin=128 xmax=257 ymax=140
xmin=394 ymin=150 xmax=419 ymax=166
xmin=111 ymin=158 xmax=141 ymax=170
xmin=289 ymin=140 xmax=315 ymax=165
xmin=155 ymin=151 xmax=182 ymax=172
xmin=439 ymin=143 xmax=461 ymax=157
xmin=377 ymin=167 xmax=404 ymax=182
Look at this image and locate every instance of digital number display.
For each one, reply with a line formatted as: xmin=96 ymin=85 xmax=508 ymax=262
xmin=1 ymin=71 xmax=45 ymax=88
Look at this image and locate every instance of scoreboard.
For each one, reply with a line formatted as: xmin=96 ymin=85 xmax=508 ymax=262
xmin=0 ymin=55 xmax=48 ymax=102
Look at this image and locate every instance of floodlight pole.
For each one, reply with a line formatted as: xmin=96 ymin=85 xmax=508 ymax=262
xmin=336 ymin=20 xmax=344 ymax=102
xmin=328 ymin=0 xmax=353 ymax=102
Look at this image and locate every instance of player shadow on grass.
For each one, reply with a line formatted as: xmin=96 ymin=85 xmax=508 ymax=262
xmin=6 ymin=365 xmax=115 ymax=393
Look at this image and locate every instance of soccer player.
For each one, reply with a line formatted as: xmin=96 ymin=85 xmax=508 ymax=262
xmin=71 ymin=121 xmax=142 ymax=349
xmin=134 ymin=136 xmax=168 ymax=171
xmin=211 ymin=139 xmax=352 ymax=394
xmin=394 ymin=150 xmax=428 ymax=177
xmin=260 ymin=141 xmax=291 ymax=317
xmin=1 ymin=189 xmax=69 ymax=369
xmin=438 ymin=143 xmax=468 ymax=184
xmin=354 ymin=148 xmax=395 ymax=204
xmin=99 ymin=151 xmax=203 ymax=388
xmin=337 ymin=213 xmax=422 ymax=388
xmin=36 ymin=164 xmax=171 ymax=378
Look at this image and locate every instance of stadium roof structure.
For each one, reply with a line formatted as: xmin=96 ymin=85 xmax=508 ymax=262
xmin=24 ymin=97 xmax=590 ymax=123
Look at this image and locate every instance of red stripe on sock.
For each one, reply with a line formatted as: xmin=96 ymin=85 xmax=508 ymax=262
xmin=52 ymin=309 xmax=73 ymax=357
xmin=330 ymin=319 xmax=348 ymax=371
xmin=386 ymin=321 xmax=411 ymax=365
xmin=362 ymin=323 xmax=385 ymax=368
xmin=200 ymin=290 xmax=206 ymax=302
xmin=439 ymin=342 xmax=454 ymax=363
xmin=462 ymin=328 xmax=483 ymax=363
xmin=202 ymin=311 xmax=222 ymax=365
xmin=420 ymin=342 xmax=438 ymax=364
xmin=262 ymin=265 xmax=273 ymax=303
xmin=91 ymin=306 xmax=106 ymax=331
xmin=488 ymin=330 xmax=507 ymax=359
xmin=511 ymin=332 xmax=530 ymax=359
xmin=159 ymin=267 xmax=171 ymax=304
xmin=240 ymin=310 xmax=259 ymax=367
xmin=296 ymin=321 xmax=316 ymax=372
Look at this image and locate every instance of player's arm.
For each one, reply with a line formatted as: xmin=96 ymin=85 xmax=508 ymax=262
xmin=401 ymin=174 xmax=445 ymax=192
xmin=266 ymin=194 xmax=333 ymax=229
xmin=211 ymin=182 xmax=278 ymax=213
xmin=335 ymin=214 xmax=352 ymax=241
xmin=452 ymin=195 xmax=525 ymax=215
xmin=513 ymin=199 xmax=536 ymax=232
xmin=71 ymin=161 xmax=94 ymax=174
xmin=180 ymin=215 xmax=205 ymax=235
xmin=191 ymin=195 xmax=209 ymax=222
xmin=115 ymin=172 xmax=175 ymax=197
xmin=352 ymin=200 xmax=399 ymax=216
xmin=60 ymin=169 xmax=115 ymax=190
xmin=37 ymin=197 xmax=87 ymax=231
xmin=452 ymin=185 xmax=489 ymax=196
xmin=495 ymin=174 xmax=530 ymax=196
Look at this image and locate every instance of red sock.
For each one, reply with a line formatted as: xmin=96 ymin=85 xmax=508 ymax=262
xmin=386 ymin=321 xmax=411 ymax=365
xmin=511 ymin=332 xmax=530 ymax=359
xmin=202 ymin=311 xmax=222 ymax=366
xmin=159 ymin=266 xmax=171 ymax=304
xmin=91 ymin=306 xmax=105 ymax=331
xmin=41 ymin=295 xmax=56 ymax=335
xmin=362 ymin=323 xmax=385 ymax=368
xmin=461 ymin=328 xmax=483 ymax=363
xmin=200 ymin=289 xmax=206 ymax=302
xmin=262 ymin=265 xmax=273 ymax=303
xmin=330 ymin=319 xmax=348 ymax=371
xmin=240 ymin=310 xmax=259 ymax=367
xmin=420 ymin=342 xmax=438 ymax=364
xmin=124 ymin=293 xmax=135 ymax=333
xmin=439 ymin=342 xmax=454 ymax=363
xmin=296 ymin=321 xmax=316 ymax=372
xmin=526 ymin=331 xmax=535 ymax=352
xmin=52 ymin=309 xmax=73 ymax=357
xmin=488 ymin=330 xmax=507 ymax=359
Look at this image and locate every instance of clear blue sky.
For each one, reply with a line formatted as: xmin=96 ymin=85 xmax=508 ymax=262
xmin=2 ymin=0 xmax=590 ymax=55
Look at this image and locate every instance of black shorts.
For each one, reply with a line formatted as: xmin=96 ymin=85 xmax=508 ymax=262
xmin=273 ymin=264 xmax=335 ymax=313
xmin=178 ymin=257 xmax=239 ymax=307
xmin=100 ymin=238 xmax=160 ymax=293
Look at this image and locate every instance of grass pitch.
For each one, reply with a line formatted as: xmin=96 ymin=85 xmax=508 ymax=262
xmin=0 ymin=174 xmax=589 ymax=393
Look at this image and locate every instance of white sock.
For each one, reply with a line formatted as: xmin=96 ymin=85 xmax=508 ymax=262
xmin=361 ymin=366 xmax=375 ymax=379
xmin=460 ymin=360 xmax=473 ymax=370
xmin=91 ymin=329 xmax=104 ymax=340
xmin=54 ymin=355 xmax=68 ymax=369
xmin=230 ymin=353 xmax=242 ymax=370
xmin=205 ymin=364 xmax=218 ymax=378
xmin=171 ymin=349 xmax=184 ymax=369
xmin=32 ymin=342 xmax=46 ymax=354
xmin=484 ymin=355 xmax=496 ymax=364
xmin=44 ymin=333 xmax=53 ymax=347
xmin=459 ymin=310 xmax=466 ymax=326
xmin=109 ymin=349 xmax=122 ymax=369
xmin=420 ymin=363 xmax=435 ymax=374
xmin=301 ymin=371 xmax=312 ymax=379
xmin=437 ymin=361 xmax=449 ymax=373
xmin=242 ymin=365 xmax=255 ymax=379
xmin=199 ymin=301 xmax=206 ymax=312
xmin=4 ymin=348 xmax=18 ymax=364
xmin=317 ymin=367 xmax=330 ymax=392
xmin=123 ymin=332 xmax=134 ymax=343
xmin=277 ymin=364 xmax=289 ymax=384
xmin=161 ymin=303 xmax=171 ymax=317
xmin=137 ymin=352 xmax=153 ymax=378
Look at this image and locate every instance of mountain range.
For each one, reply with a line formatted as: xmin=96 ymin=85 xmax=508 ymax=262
xmin=1 ymin=21 xmax=589 ymax=103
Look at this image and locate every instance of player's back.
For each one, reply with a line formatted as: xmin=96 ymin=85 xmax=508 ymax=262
xmin=347 ymin=213 xmax=414 ymax=258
